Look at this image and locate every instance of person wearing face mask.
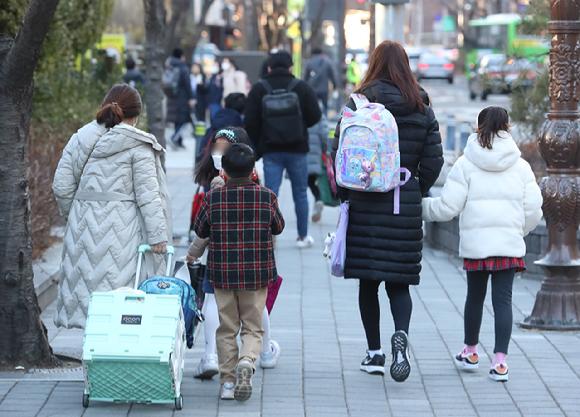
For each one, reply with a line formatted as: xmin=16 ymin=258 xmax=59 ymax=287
xmin=206 ymin=62 xmax=224 ymax=122
xmin=188 ymin=127 xmax=283 ymax=382
xmin=52 ymin=84 xmax=172 ymax=329
xmin=195 ymin=93 xmax=249 ymax=165
xmin=221 ymin=58 xmax=250 ymax=106
xmin=191 ymin=63 xmax=207 ymax=122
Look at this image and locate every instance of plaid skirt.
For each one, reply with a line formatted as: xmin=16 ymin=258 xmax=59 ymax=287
xmin=463 ymin=257 xmax=526 ymax=273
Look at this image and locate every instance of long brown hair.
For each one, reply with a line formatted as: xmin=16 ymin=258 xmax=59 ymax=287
xmin=476 ymin=106 xmax=510 ymax=150
xmin=96 ymin=84 xmax=142 ymax=128
xmin=194 ymin=127 xmax=252 ymax=185
xmin=354 ymin=41 xmax=426 ymax=113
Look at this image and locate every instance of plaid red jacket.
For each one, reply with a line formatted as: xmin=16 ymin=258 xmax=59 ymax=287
xmin=194 ymin=177 xmax=285 ymax=290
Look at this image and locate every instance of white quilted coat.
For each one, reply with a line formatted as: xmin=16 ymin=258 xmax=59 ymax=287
xmin=422 ymin=132 xmax=542 ymax=259
xmin=52 ymin=121 xmax=173 ymax=329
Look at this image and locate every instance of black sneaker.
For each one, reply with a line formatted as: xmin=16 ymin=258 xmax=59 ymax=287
xmin=360 ymin=352 xmax=386 ymax=375
xmin=390 ymin=331 xmax=411 ymax=382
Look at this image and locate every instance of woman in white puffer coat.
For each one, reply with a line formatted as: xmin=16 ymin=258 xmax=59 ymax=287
xmin=52 ymin=84 xmax=172 ymax=329
xmin=422 ymin=106 xmax=542 ymax=382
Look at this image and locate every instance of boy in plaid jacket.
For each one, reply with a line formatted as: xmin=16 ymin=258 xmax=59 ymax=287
xmin=192 ymin=143 xmax=285 ymax=402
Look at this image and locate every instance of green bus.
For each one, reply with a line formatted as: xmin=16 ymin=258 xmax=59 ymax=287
xmin=466 ymin=13 xmax=548 ymax=70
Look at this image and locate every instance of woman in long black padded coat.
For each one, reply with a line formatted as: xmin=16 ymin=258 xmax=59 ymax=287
xmin=332 ymin=41 xmax=443 ymax=382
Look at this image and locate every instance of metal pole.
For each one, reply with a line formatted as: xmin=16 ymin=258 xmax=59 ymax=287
xmin=520 ymin=0 xmax=580 ymax=330
xmin=446 ymin=115 xmax=456 ymax=151
xmin=375 ymin=3 xmax=405 ymax=44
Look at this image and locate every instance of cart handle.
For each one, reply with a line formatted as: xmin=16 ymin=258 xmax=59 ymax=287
xmin=135 ymin=244 xmax=175 ymax=290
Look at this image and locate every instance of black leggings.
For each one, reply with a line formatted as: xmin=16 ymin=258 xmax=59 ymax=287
xmin=464 ymin=269 xmax=515 ymax=354
xmin=308 ymin=174 xmax=321 ymax=202
xmin=359 ymin=280 xmax=412 ymax=351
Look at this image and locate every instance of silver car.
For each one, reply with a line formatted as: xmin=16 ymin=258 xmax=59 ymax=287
xmin=416 ymin=53 xmax=454 ymax=84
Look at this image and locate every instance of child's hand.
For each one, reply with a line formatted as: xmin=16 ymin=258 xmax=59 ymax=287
xmin=186 ymin=255 xmax=198 ymax=265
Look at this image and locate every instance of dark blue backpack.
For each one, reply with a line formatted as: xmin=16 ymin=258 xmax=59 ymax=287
xmin=138 ymin=276 xmax=198 ymax=348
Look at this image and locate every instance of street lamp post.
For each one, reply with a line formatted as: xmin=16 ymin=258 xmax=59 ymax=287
xmin=520 ymin=0 xmax=580 ymax=330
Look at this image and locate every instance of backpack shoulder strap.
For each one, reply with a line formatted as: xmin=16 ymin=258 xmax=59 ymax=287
xmin=259 ymin=79 xmax=273 ymax=94
xmin=286 ymin=78 xmax=300 ymax=93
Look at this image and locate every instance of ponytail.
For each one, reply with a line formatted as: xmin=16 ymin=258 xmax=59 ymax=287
xmin=96 ymin=84 xmax=142 ymax=129
xmin=96 ymin=102 xmax=125 ymax=128
xmin=476 ymin=106 xmax=510 ymax=150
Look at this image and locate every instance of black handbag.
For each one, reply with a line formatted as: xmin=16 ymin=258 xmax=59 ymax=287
xmin=187 ymin=261 xmax=206 ymax=308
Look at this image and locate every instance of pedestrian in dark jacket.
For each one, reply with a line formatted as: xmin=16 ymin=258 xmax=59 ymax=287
xmin=307 ymin=101 xmax=328 ymax=222
xmin=191 ymin=62 xmax=207 ymax=122
xmin=245 ymin=50 xmax=322 ymax=248
xmin=331 ymin=40 xmax=443 ymax=382
xmin=206 ymin=62 xmax=224 ymax=122
xmin=193 ymin=143 xmax=285 ymax=401
xmin=122 ymin=58 xmax=145 ymax=87
xmin=166 ymin=48 xmax=195 ymax=149
xmin=304 ymin=48 xmax=338 ymax=114
xmin=196 ymin=93 xmax=247 ymax=164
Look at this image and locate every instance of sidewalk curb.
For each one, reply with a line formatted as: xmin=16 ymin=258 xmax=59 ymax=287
xmin=33 ymin=240 xmax=62 ymax=312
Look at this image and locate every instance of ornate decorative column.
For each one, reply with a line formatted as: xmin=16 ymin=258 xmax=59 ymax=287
xmin=520 ymin=0 xmax=580 ymax=330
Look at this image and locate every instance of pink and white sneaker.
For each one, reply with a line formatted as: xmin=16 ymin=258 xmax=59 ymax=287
xmin=454 ymin=348 xmax=479 ymax=370
xmin=489 ymin=363 xmax=509 ymax=381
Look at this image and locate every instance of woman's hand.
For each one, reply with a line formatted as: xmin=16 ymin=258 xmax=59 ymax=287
xmin=150 ymin=242 xmax=167 ymax=254
xmin=186 ymin=255 xmax=198 ymax=265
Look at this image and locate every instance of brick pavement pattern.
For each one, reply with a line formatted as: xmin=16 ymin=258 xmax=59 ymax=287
xmin=1 ymin=137 xmax=579 ymax=417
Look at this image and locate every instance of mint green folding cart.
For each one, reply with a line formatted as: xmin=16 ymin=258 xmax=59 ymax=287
xmin=82 ymin=245 xmax=186 ymax=410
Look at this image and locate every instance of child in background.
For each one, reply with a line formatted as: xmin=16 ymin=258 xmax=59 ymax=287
xmin=191 ymin=143 xmax=285 ymax=401
xmin=422 ymin=106 xmax=542 ymax=381
xmin=196 ymin=93 xmax=248 ymax=164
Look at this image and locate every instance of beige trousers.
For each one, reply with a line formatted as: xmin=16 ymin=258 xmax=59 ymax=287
xmin=213 ymin=286 xmax=268 ymax=384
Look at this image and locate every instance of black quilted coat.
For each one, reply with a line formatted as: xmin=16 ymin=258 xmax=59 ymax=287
xmin=332 ymin=80 xmax=443 ymax=285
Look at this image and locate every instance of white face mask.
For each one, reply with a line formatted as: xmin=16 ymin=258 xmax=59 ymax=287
xmin=221 ymin=62 xmax=231 ymax=71
xmin=212 ymin=154 xmax=223 ymax=170
xmin=210 ymin=65 xmax=219 ymax=74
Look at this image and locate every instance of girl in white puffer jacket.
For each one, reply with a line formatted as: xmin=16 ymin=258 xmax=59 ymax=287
xmin=422 ymin=106 xmax=542 ymax=382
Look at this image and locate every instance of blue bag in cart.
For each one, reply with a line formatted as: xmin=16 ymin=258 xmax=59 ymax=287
xmin=82 ymin=245 xmax=188 ymax=410
xmin=139 ymin=273 xmax=199 ymax=349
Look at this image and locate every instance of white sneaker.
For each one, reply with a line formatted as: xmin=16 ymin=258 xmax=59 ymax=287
xmin=489 ymin=363 xmax=509 ymax=382
xmin=312 ymin=201 xmax=324 ymax=222
xmin=260 ymin=340 xmax=281 ymax=369
xmin=234 ymin=360 xmax=253 ymax=402
xmin=220 ymin=382 xmax=235 ymax=400
xmin=193 ymin=354 xmax=220 ymax=379
xmin=296 ymin=236 xmax=314 ymax=249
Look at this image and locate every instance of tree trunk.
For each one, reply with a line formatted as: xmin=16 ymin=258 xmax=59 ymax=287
xmin=0 ymin=81 xmax=58 ymax=368
xmin=0 ymin=0 xmax=62 ymax=368
xmin=300 ymin=0 xmax=330 ymax=59
xmin=143 ymin=0 xmax=167 ymax=169
xmin=165 ymin=0 xmax=190 ymax=57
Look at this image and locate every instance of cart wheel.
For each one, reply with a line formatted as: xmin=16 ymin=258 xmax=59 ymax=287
xmin=175 ymin=394 xmax=183 ymax=410
xmin=82 ymin=393 xmax=89 ymax=408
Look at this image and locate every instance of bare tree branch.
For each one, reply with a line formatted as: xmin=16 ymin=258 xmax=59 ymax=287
xmin=186 ymin=0 xmax=216 ymax=59
xmin=3 ymin=0 xmax=61 ymax=90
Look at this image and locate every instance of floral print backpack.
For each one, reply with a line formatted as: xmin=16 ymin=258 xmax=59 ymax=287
xmin=336 ymin=94 xmax=410 ymax=214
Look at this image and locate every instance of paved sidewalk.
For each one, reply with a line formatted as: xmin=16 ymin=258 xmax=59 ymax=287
xmin=1 ymin=136 xmax=580 ymax=416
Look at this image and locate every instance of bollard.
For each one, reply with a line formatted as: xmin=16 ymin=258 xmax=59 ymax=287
xmin=194 ymin=122 xmax=206 ymax=161
xmin=459 ymin=122 xmax=471 ymax=150
xmin=446 ymin=115 xmax=456 ymax=151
